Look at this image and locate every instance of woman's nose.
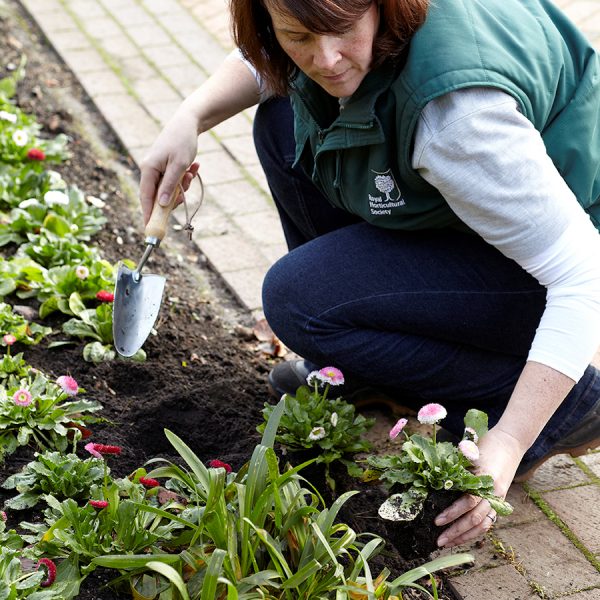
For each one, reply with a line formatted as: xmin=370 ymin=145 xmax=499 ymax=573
xmin=313 ymin=36 xmax=342 ymax=70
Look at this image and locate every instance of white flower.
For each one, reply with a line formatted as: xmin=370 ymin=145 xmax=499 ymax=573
xmin=308 ymin=426 xmax=326 ymax=441
xmin=330 ymin=412 xmax=338 ymax=427
xmin=75 ymin=265 xmax=89 ymax=280
xmin=86 ymin=195 xmax=106 ymax=208
xmin=48 ymin=170 xmax=66 ymax=189
xmin=306 ymin=370 xmax=325 ymax=385
xmin=12 ymin=130 xmax=28 ymax=146
xmin=44 ymin=190 xmax=69 ymax=206
xmin=18 ymin=198 xmax=40 ymax=209
xmin=0 ymin=110 xmax=17 ymax=123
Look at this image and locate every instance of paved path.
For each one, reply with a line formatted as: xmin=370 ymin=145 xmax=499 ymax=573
xmin=10 ymin=0 xmax=600 ymax=597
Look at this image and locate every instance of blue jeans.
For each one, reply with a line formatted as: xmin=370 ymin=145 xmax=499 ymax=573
xmin=254 ymin=96 xmax=600 ymax=465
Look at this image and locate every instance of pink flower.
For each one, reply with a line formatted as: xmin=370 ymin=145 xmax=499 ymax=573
xmin=0 ymin=510 xmax=6 ymax=522
xmin=139 ymin=476 xmax=160 ymax=488
xmin=75 ymin=265 xmax=89 ymax=280
xmin=13 ymin=389 xmax=32 ymax=407
xmin=85 ymin=442 xmax=122 ymax=459
xmin=208 ymin=459 xmax=232 ymax=473
xmin=89 ymin=500 xmax=109 ymax=509
xmin=318 ymin=366 xmax=345 ymax=386
xmin=459 ymin=440 xmax=480 ymax=462
xmin=417 ymin=403 xmax=447 ymax=425
xmin=463 ymin=426 xmax=479 ymax=443
xmin=36 ymin=558 xmax=56 ymax=587
xmin=27 ymin=148 xmax=46 ymax=161
xmin=2 ymin=334 xmax=16 ymax=346
xmin=96 ymin=290 xmax=114 ymax=302
xmin=56 ymin=375 xmax=78 ymax=396
xmin=389 ymin=418 xmax=408 ymax=440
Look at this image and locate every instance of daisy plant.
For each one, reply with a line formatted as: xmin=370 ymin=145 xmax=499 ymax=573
xmin=0 ymin=372 xmax=103 ymax=462
xmin=0 ymin=302 xmax=52 ymax=346
xmin=90 ymin=399 xmax=473 ymax=599
xmin=258 ymin=366 xmax=375 ymax=489
xmin=365 ymin=405 xmax=513 ymax=522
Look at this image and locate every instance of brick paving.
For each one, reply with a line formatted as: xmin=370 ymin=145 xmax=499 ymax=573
xmin=8 ymin=0 xmax=600 ymax=597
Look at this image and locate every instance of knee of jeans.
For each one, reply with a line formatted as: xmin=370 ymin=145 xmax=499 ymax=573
xmin=262 ymin=255 xmax=307 ymax=346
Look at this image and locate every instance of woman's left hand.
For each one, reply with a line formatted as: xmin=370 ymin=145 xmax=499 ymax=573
xmin=434 ymin=427 xmax=525 ymax=548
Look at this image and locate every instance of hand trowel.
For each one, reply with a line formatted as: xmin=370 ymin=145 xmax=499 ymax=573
xmin=113 ymin=184 xmax=180 ymax=357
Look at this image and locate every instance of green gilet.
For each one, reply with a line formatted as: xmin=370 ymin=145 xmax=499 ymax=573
xmin=291 ymin=0 xmax=600 ymax=231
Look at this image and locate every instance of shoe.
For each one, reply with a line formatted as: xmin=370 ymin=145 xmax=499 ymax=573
xmin=514 ymin=398 xmax=600 ymax=482
xmin=267 ymin=359 xmax=416 ymax=416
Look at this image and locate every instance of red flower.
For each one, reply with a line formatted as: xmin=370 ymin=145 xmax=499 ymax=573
xmin=85 ymin=443 xmax=122 ymax=458
xmin=208 ymin=459 xmax=232 ymax=473
xmin=139 ymin=476 xmax=160 ymax=488
xmin=89 ymin=500 xmax=109 ymax=509
xmin=36 ymin=558 xmax=57 ymax=587
xmin=27 ymin=148 xmax=46 ymax=161
xmin=96 ymin=290 xmax=114 ymax=302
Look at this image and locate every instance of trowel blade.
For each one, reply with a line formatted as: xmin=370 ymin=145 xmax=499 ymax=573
xmin=113 ymin=263 xmax=165 ymax=357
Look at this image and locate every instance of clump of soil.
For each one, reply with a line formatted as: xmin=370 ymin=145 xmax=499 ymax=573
xmin=0 ymin=3 xmax=462 ymax=599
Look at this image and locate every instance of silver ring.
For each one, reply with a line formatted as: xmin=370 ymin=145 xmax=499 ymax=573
xmin=486 ymin=512 xmax=497 ymax=524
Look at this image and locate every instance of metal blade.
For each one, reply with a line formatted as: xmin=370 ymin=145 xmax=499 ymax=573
xmin=113 ymin=264 xmax=165 ymax=357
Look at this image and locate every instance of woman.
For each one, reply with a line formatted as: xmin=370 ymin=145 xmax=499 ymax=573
xmin=139 ymin=0 xmax=600 ymax=549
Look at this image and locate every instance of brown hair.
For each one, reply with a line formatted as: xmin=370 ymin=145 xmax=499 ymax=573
xmin=231 ymin=0 xmax=429 ymax=96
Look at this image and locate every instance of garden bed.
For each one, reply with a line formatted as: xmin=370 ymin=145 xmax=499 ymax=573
xmin=0 ymin=4 xmax=466 ymax=599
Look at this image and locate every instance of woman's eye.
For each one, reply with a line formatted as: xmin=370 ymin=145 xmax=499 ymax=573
xmin=288 ymin=34 xmax=309 ymax=44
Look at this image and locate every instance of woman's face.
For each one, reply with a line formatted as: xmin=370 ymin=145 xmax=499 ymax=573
xmin=267 ymin=1 xmax=380 ymax=98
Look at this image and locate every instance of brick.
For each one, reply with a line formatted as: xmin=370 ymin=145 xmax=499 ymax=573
xmin=232 ymin=210 xmax=286 ymax=247
xmin=46 ymin=30 xmax=90 ymax=52
xmin=76 ymin=68 xmax=126 ymax=97
xmin=20 ymin=0 xmax=63 ymax=15
xmin=128 ymin=25 xmax=172 ymax=48
xmin=66 ymin=0 xmax=106 ymax=19
xmin=208 ymin=179 xmax=273 ymax=216
xmin=30 ymin=10 xmax=77 ymax=34
xmin=199 ymin=232 xmax=270 ymax=272
xmin=565 ymin=589 xmax=600 ymax=599
xmin=100 ymin=35 xmax=140 ymax=60
xmin=244 ymin=164 xmax=270 ymax=196
xmin=108 ymin=5 xmax=153 ymax=27
xmin=92 ymin=93 xmax=161 ymax=148
xmin=580 ymin=451 xmax=600 ymax=477
xmin=222 ymin=135 xmax=261 ymax=167
xmin=527 ymin=453 xmax=591 ymax=491
xmin=449 ymin=564 xmax=536 ymax=600
xmin=140 ymin=0 xmax=185 ymax=17
xmin=218 ymin=267 xmax=267 ymax=311
xmin=432 ymin=535 xmax=505 ymax=573
xmin=60 ymin=48 xmax=108 ymax=74
xmin=162 ymin=64 xmax=207 ymax=96
xmin=145 ymin=99 xmax=183 ymax=125
xmin=497 ymin=521 xmax=600 ymax=596
xmin=194 ymin=149 xmax=244 ymax=186
xmin=260 ymin=243 xmax=287 ymax=265
xmin=212 ymin=113 xmax=253 ymax=138
xmin=561 ymin=1 xmax=600 ymax=23
xmin=120 ymin=56 xmax=158 ymax=81
xmin=84 ymin=16 xmax=123 ymax=41
xmin=132 ymin=77 xmax=181 ymax=103
xmin=143 ymin=45 xmax=190 ymax=69
xmin=543 ymin=485 xmax=600 ymax=553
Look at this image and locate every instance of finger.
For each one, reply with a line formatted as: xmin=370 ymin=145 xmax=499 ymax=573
xmin=157 ymin=161 xmax=188 ymax=208
xmin=435 ymin=494 xmax=480 ymax=526
xmin=437 ymin=500 xmax=491 ymax=548
xmin=139 ymin=165 xmax=162 ymax=225
xmin=441 ymin=511 xmax=497 ymax=548
xmin=181 ymin=171 xmax=194 ymax=192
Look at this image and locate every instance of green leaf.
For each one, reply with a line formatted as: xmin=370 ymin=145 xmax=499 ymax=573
xmin=464 ymin=409 xmax=488 ymax=440
xmin=146 ymin=562 xmax=190 ymax=600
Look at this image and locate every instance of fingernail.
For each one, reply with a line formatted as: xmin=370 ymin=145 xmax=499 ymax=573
xmin=435 ymin=514 xmax=447 ymax=526
xmin=159 ymin=193 xmax=169 ymax=206
xmin=437 ymin=536 xmax=448 ymax=547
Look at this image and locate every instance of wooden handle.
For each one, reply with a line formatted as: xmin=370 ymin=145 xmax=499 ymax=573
xmin=144 ymin=177 xmax=183 ymax=241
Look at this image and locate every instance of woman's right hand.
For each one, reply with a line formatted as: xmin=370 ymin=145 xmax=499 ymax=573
xmin=139 ymin=107 xmax=201 ymax=225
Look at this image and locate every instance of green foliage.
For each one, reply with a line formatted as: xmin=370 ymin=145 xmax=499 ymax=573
xmin=2 ymin=452 xmax=106 ymax=510
xmin=0 ymin=302 xmax=51 ymax=345
xmin=0 ymin=351 xmax=31 ymax=382
xmin=365 ymin=409 xmax=513 ymax=521
xmin=0 ymin=372 xmax=103 ymax=462
xmin=258 ymin=377 xmax=374 ymax=488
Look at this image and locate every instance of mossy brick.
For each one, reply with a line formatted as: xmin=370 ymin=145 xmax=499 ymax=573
xmin=580 ymin=451 xmax=600 ymax=478
xmin=543 ymin=485 xmax=600 ymax=553
xmin=46 ymin=29 xmax=90 ymax=52
xmin=448 ymin=564 xmax=536 ymax=600
xmin=222 ymin=135 xmax=261 ymax=167
xmin=213 ymin=113 xmax=253 ymax=139
xmin=128 ymin=24 xmax=172 ymax=48
xmin=132 ymin=77 xmax=181 ymax=104
xmin=84 ymin=17 xmax=122 ymax=41
xmin=107 ymin=5 xmax=153 ymax=28
xmin=198 ymin=233 xmax=271 ymax=273
xmin=244 ymin=164 xmax=270 ymax=196
xmin=25 ymin=9 xmax=77 ymax=33
xmin=496 ymin=484 xmax=545 ymax=527
xmin=432 ymin=535 xmax=506 ymax=573
xmin=61 ymin=48 xmax=108 ymax=74
xmin=97 ymin=35 xmax=140 ymax=60
xmin=66 ymin=0 xmax=106 ymax=20
xmin=142 ymin=0 xmax=186 ymax=17
xmin=564 ymin=588 xmax=600 ymax=599
xmin=120 ymin=55 xmax=159 ymax=81
xmin=163 ymin=64 xmax=207 ymax=96
xmin=527 ymin=453 xmax=590 ymax=491
xmin=497 ymin=521 xmax=600 ymax=595
xmin=232 ymin=210 xmax=287 ymax=248
xmin=20 ymin=0 xmax=63 ymax=16
xmin=145 ymin=100 xmax=184 ymax=125
xmin=194 ymin=149 xmax=244 ymax=186
xmin=143 ymin=45 xmax=191 ymax=69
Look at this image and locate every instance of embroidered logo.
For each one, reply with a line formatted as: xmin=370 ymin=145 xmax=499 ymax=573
xmin=368 ymin=169 xmax=405 ymax=215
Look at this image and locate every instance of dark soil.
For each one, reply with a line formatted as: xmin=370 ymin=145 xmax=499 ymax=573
xmin=0 ymin=3 xmax=462 ymax=599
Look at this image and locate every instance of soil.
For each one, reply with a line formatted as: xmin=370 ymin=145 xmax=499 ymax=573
xmin=0 ymin=3 xmax=462 ymax=599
